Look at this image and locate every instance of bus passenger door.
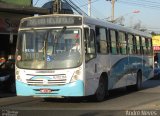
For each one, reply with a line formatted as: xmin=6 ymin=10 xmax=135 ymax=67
xmin=84 ymin=27 xmax=99 ymax=96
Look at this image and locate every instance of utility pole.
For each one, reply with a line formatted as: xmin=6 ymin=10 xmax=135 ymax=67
xmin=53 ymin=0 xmax=61 ymax=14
xmin=106 ymin=0 xmax=116 ymax=21
xmin=88 ymin=0 xmax=91 ymax=16
xmin=111 ymin=0 xmax=115 ymax=21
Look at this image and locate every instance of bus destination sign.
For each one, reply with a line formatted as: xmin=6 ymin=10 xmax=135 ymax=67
xmin=21 ymin=16 xmax=82 ymax=28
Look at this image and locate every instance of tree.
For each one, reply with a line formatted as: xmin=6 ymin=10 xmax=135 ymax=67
xmin=133 ymin=20 xmax=141 ymax=30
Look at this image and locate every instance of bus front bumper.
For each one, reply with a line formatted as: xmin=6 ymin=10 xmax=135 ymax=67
xmin=16 ymin=80 xmax=84 ymax=97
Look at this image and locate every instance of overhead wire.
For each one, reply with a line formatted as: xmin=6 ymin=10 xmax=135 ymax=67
xmin=33 ymin=0 xmax=41 ymax=6
xmin=136 ymin=0 xmax=160 ymax=5
xmin=79 ymin=0 xmax=101 ymax=7
xmin=33 ymin=0 xmax=160 ymax=32
xmin=117 ymin=0 xmax=160 ymax=31
xmin=73 ymin=0 xmax=88 ymax=13
xmin=73 ymin=0 xmax=160 ymax=32
xmin=117 ymin=0 xmax=160 ymax=10
xmin=131 ymin=0 xmax=160 ymax=6
xmin=73 ymin=0 xmax=107 ymax=19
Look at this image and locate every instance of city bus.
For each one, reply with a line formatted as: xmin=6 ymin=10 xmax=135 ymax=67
xmin=15 ymin=14 xmax=154 ymax=101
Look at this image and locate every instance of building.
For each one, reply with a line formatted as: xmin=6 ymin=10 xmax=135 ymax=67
xmin=0 ymin=0 xmax=49 ymax=61
xmin=152 ymin=35 xmax=160 ymax=64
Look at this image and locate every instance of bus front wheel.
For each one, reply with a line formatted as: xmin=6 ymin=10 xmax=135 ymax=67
xmin=92 ymin=77 xmax=108 ymax=102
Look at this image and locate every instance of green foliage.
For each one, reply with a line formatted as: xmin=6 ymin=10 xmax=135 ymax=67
xmin=0 ymin=0 xmax=32 ymax=6
xmin=151 ymin=31 xmax=160 ymax=36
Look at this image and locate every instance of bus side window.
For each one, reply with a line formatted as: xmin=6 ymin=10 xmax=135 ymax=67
xmin=118 ymin=31 xmax=127 ymax=54
xmin=109 ymin=30 xmax=117 ymax=54
xmin=96 ymin=27 xmax=108 ymax=54
xmin=146 ymin=38 xmax=152 ymax=55
xmin=133 ymin=36 xmax=137 ymax=54
xmin=128 ymin=34 xmax=134 ymax=54
xmin=139 ymin=36 xmax=143 ymax=55
xmin=84 ymin=28 xmax=96 ymax=61
xmin=141 ymin=37 xmax=146 ymax=55
xmin=136 ymin=36 xmax=140 ymax=54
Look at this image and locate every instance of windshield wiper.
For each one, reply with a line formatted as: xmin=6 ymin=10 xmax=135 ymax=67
xmin=56 ymin=26 xmax=66 ymax=39
xmin=41 ymin=31 xmax=49 ymax=60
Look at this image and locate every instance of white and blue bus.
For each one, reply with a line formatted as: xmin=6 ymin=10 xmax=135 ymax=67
xmin=15 ymin=14 xmax=153 ymax=101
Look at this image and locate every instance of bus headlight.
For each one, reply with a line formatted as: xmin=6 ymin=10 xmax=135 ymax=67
xmin=15 ymin=70 xmax=19 ymax=76
xmin=70 ymin=69 xmax=81 ymax=82
xmin=16 ymin=75 xmax=21 ymax=80
xmin=15 ymin=68 xmax=21 ymax=81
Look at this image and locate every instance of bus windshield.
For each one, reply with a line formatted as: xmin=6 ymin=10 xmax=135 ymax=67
xmin=16 ymin=28 xmax=82 ymax=69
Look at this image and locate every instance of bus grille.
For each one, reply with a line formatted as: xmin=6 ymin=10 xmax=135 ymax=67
xmin=26 ymin=75 xmax=67 ymax=86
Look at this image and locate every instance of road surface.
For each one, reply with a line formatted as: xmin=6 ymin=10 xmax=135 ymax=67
xmin=0 ymin=79 xmax=160 ymax=116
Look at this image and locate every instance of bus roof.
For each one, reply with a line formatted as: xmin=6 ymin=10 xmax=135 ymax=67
xmin=20 ymin=14 xmax=151 ymax=38
xmin=83 ymin=16 xmax=151 ymax=38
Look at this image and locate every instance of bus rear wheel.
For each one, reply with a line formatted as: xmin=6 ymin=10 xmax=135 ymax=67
xmin=133 ymin=71 xmax=142 ymax=90
xmin=126 ymin=71 xmax=142 ymax=91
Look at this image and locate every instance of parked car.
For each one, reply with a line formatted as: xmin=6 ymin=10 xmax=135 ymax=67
xmin=0 ymin=59 xmax=15 ymax=93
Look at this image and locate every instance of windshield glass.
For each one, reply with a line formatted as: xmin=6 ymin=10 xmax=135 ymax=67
xmin=16 ymin=28 xmax=82 ymax=69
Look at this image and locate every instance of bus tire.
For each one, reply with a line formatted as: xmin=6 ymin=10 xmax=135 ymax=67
xmin=133 ymin=71 xmax=142 ymax=90
xmin=126 ymin=71 xmax=142 ymax=91
xmin=92 ymin=76 xmax=108 ymax=102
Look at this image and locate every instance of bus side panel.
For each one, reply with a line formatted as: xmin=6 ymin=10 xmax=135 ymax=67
xmin=108 ymin=55 xmax=154 ymax=89
xmin=141 ymin=56 xmax=154 ymax=81
xmin=84 ymin=58 xmax=100 ymax=96
xmin=108 ymin=55 xmax=130 ymax=89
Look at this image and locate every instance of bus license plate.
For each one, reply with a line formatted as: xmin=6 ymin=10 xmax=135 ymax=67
xmin=40 ymin=89 xmax=51 ymax=93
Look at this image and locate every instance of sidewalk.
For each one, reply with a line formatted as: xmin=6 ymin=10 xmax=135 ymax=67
xmin=132 ymin=99 xmax=160 ymax=110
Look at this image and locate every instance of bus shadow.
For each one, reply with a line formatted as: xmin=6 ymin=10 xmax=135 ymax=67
xmin=142 ymin=79 xmax=160 ymax=89
xmin=104 ymin=79 xmax=160 ymax=102
xmin=43 ymin=80 xmax=160 ymax=103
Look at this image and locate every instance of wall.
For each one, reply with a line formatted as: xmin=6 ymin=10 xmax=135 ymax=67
xmin=0 ymin=12 xmax=30 ymax=33
xmin=152 ymin=35 xmax=160 ymax=52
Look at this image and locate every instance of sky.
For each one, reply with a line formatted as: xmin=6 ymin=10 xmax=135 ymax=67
xmin=33 ymin=0 xmax=160 ymax=33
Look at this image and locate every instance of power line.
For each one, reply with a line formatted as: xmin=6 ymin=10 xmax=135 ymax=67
xmin=79 ymin=0 xmax=101 ymax=7
xmin=136 ymin=0 xmax=160 ymax=5
xmin=118 ymin=0 xmax=160 ymax=10
xmin=72 ymin=0 xmax=106 ymax=18
xmin=33 ymin=0 xmax=41 ymax=6
xmin=130 ymin=0 xmax=160 ymax=6
xmin=73 ymin=0 xmax=88 ymax=13
xmin=65 ymin=0 xmax=88 ymax=16
xmin=120 ymin=0 xmax=160 ymax=6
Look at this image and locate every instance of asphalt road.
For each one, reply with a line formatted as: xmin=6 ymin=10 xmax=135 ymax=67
xmin=0 ymin=79 xmax=160 ymax=116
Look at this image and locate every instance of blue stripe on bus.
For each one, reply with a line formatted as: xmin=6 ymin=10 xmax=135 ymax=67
xmin=109 ymin=56 xmax=153 ymax=88
xmin=16 ymin=80 xmax=84 ymax=97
